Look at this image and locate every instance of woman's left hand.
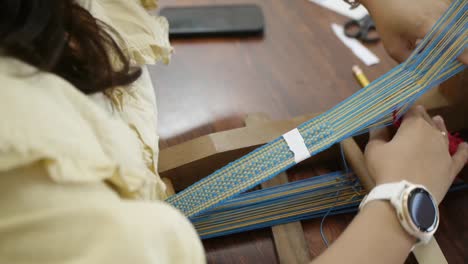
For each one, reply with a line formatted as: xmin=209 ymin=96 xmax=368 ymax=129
xmin=360 ymin=0 xmax=468 ymax=64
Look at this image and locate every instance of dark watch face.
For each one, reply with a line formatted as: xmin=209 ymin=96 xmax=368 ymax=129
xmin=408 ymin=188 xmax=437 ymax=232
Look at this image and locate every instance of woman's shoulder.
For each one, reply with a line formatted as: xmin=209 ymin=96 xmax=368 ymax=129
xmin=0 ymin=57 xmax=152 ymax=196
xmin=0 ymin=57 xmax=108 ymax=132
xmin=0 ymin=57 xmax=86 ymax=126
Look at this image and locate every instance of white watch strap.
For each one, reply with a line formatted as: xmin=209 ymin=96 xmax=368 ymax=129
xmin=359 ymin=181 xmax=438 ymax=246
xmin=359 ymin=181 xmax=407 ymax=209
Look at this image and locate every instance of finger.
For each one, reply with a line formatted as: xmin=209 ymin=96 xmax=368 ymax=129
xmin=401 ymin=105 xmax=425 ymax=124
xmin=368 ymin=126 xmax=391 ymax=146
xmin=432 ymin=116 xmax=447 ymax=133
xmin=415 ymin=105 xmax=436 ymax=127
xmin=402 ymin=105 xmax=435 ymax=128
xmin=458 ymin=49 xmax=468 ymax=65
xmin=384 ymin=37 xmax=413 ymax=63
xmin=415 ymin=39 xmax=423 ymax=47
xmin=414 ymin=20 xmax=436 ymax=40
xmin=432 ymin=115 xmax=449 ymax=145
xmin=450 ymin=142 xmax=468 ymax=180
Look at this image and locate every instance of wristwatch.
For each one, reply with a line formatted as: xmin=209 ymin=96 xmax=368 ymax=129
xmin=359 ymin=181 xmax=439 ymax=244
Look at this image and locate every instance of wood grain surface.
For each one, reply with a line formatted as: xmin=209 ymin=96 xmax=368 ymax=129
xmin=150 ymin=1 xmax=467 ymax=263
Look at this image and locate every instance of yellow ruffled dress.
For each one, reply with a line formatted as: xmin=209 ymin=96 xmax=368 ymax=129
xmin=0 ymin=1 xmax=205 ymax=263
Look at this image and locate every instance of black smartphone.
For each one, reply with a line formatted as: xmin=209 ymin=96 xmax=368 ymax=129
xmin=159 ymin=4 xmax=264 ymax=38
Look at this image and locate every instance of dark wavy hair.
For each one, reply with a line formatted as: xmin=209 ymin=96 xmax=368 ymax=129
xmin=0 ymin=0 xmax=141 ymax=94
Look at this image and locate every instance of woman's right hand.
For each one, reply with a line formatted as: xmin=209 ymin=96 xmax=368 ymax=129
xmin=364 ymin=106 xmax=468 ymax=203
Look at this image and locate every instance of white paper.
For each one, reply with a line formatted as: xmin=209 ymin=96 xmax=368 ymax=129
xmin=331 ymin=23 xmax=380 ymax=66
xmin=283 ymin=129 xmax=311 ymax=164
xmin=309 ymin=0 xmax=368 ymax=20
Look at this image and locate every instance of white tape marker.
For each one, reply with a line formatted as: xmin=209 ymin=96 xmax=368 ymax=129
xmin=283 ymin=128 xmax=311 ymax=164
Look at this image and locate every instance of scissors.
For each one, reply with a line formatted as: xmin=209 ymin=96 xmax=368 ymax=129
xmin=344 ymin=15 xmax=380 ymax=43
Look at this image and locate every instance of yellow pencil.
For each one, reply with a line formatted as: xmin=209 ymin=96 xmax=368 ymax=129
xmin=352 ymin=65 xmax=370 ymax=88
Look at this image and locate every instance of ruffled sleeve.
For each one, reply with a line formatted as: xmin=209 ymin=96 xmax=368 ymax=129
xmin=0 ymin=58 xmax=158 ymax=199
xmin=78 ymin=0 xmax=173 ymax=65
xmin=76 ymin=0 xmax=171 ymax=200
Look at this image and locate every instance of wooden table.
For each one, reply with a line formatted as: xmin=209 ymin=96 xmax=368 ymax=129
xmin=150 ymin=1 xmax=468 ymax=263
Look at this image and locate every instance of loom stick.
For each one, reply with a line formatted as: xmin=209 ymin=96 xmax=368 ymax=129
xmin=340 ymin=138 xmax=374 ymax=190
xmin=246 ymin=113 xmax=312 ymax=264
xmin=412 ymin=240 xmax=448 ymax=264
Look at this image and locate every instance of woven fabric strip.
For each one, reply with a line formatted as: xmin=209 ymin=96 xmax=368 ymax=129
xmin=193 ymin=171 xmax=363 ymax=239
xmin=191 ymin=171 xmax=468 ymax=239
xmin=166 ymin=0 xmax=467 ymax=218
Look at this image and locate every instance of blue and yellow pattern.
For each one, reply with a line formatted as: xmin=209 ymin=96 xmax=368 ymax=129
xmin=166 ymin=0 xmax=467 ymax=219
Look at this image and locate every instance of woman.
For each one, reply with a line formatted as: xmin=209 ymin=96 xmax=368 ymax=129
xmin=0 ymin=0 xmax=466 ymax=263
xmin=0 ymin=0 xmax=204 ymax=262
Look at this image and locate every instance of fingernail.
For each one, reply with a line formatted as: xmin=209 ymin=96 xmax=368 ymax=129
xmin=433 ymin=115 xmax=444 ymax=123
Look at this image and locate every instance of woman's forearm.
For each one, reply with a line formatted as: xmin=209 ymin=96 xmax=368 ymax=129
xmin=312 ymin=201 xmax=416 ymax=264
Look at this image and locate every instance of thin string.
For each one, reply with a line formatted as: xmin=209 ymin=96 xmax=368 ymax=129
xmin=319 ymin=142 xmax=353 ymax=247
xmin=320 ymin=190 xmax=340 ymax=248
